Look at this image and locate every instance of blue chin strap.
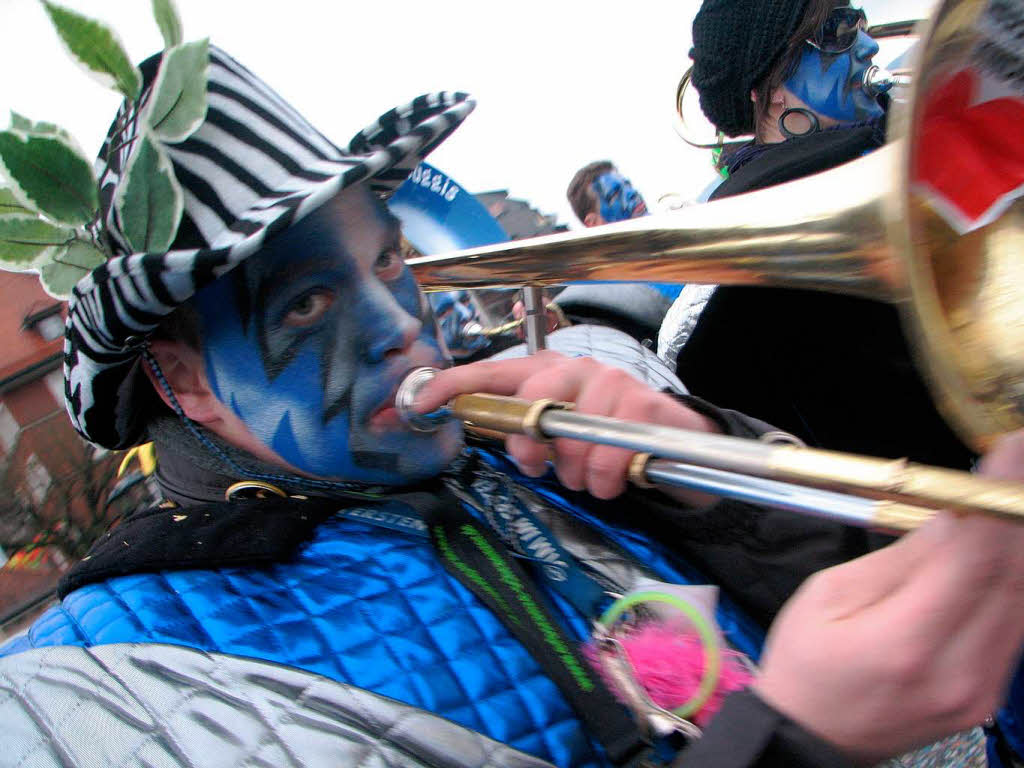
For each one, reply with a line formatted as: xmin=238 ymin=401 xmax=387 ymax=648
xmin=142 ymin=343 xmax=385 ymax=500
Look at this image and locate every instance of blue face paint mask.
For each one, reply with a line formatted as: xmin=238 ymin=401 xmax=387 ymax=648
xmin=593 ymin=172 xmax=647 ymax=223
xmin=429 ymin=290 xmax=489 ymax=360
xmin=784 ymin=29 xmax=884 ymax=124
xmin=192 ymin=187 xmax=463 ymax=484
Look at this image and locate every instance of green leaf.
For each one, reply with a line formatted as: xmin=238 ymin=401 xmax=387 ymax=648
xmin=0 ymin=130 xmax=98 ymax=225
xmin=151 ymin=0 xmax=182 ymax=48
xmin=146 ymin=39 xmax=208 ymax=143
xmin=42 ymin=1 xmax=142 ymax=100
xmin=9 ymin=112 xmax=32 ymax=132
xmin=9 ymin=111 xmax=73 ymax=143
xmin=38 ymin=240 xmax=106 ymax=298
xmin=0 ymin=188 xmax=31 ymax=216
xmin=115 ymin=130 xmax=183 ymax=252
xmin=0 ymin=215 xmax=71 ymax=267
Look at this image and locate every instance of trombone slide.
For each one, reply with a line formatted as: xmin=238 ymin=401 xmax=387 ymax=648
xmin=443 ymin=392 xmax=1024 ymax=531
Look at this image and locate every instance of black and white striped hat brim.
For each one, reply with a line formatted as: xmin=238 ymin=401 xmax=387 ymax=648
xmin=65 ymin=46 xmax=474 ymax=449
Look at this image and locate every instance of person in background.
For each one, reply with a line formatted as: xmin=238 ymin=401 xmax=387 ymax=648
xmin=566 ymin=161 xmax=648 ymax=227
xmin=518 ymin=161 xmax=676 ymax=346
xmin=668 ymin=2 xmax=1024 ymax=764
xmin=666 ymin=0 xmax=974 ymax=469
xmin=428 ymin=289 xmax=495 ymax=362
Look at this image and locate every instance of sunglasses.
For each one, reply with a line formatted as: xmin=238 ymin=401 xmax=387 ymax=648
xmin=808 ymin=5 xmax=868 ymax=54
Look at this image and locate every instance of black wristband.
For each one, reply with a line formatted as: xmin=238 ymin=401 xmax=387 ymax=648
xmin=671 ymin=689 xmax=854 ymax=768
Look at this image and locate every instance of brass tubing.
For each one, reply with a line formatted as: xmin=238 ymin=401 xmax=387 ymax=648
xmin=407 ymin=146 xmax=899 ymax=302
xmin=642 ymin=459 xmax=937 ymax=533
xmin=768 ymin=448 xmax=1024 ymax=522
xmin=406 ymin=0 xmax=1024 ymax=452
xmin=446 ymin=392 xmax=1024 ymax=525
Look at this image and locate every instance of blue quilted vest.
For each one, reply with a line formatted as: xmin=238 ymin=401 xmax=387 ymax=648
xmin=2 ymin=461 xmax=764 ymax=768
xmin=989 ymin=658 xmax=1024 ymax=768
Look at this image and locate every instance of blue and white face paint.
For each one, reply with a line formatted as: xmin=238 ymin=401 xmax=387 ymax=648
xmin=784 ymin=30 xmax=884 ymax=123
xmin=593 ymin=171 xmax=647 ymax=223
xmin=429 ymin=290 xmax=489 ymax=360
xmin=192 ymin=186 xmax=463 ymax=484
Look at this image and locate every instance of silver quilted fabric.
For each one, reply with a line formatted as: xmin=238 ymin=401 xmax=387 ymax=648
xmin=553 ymin=285 xmax=672 ymax=334
xmin=657 ymin=284 xmax=718 ymax=370
xmin=0 ymin=643 xmax=556 ymax=768
xmin=491 ymin=325 xmax=687 ymax=395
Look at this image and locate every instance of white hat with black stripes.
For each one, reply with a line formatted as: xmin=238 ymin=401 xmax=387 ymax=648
xmin=65 ymin=45 xmax=474 ymax=449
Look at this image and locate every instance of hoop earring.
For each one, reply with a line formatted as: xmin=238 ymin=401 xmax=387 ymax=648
xmin=778 ymin=107 xmax=820 ymax=139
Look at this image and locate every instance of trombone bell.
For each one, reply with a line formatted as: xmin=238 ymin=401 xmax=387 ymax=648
xmin=407 ymin=0 xmax=1024 ymax=452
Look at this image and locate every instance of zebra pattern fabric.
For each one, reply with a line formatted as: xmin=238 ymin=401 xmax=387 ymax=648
xmin=64 ymin=46 xmax=474 ymax=449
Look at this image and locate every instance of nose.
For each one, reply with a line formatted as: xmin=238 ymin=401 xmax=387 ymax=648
xmin=359 ymin=281 xmax=422 ymax=363
xmin=853 ymin=29 xmax=879 ymax=62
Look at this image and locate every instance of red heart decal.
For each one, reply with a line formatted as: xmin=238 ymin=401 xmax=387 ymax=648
xmin=913 ymin=68 xmax=1024 ymax=230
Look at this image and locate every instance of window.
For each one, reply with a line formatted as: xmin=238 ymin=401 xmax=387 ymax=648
xmin=44 ymin=369 xmax=65 ymax=407
xmin=0 ymin=403 xmax=18 ymax=454
xmin=36 ymin=314 xmax=64 ymax=341
xmin=23 ymin=304 xmax=64 ymax=341
xmin=24 ymin=454 xmax=51 ymax=505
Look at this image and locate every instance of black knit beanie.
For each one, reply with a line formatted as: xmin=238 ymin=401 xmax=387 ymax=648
xmin=690 ymin=0 xmax=812 ymax=137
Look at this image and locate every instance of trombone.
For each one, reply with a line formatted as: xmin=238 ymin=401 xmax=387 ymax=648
xmin=403 ymin=0 xmax=1024 ymax=529
xmin=395 ymin=368 xmax=1024 ymax=533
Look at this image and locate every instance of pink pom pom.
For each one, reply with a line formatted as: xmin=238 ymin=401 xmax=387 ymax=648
xmin=585 ymin=623 xmax=754 ymax=727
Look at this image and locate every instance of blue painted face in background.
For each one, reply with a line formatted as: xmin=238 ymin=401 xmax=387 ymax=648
xmin=429 ymin=290 xmax=489 ymax=360
xmin=784 ymin=30 xmax=884 ymax=123
xmin=593 ymin=171 xmax=647 ymax=223
xmin=192 ymin=186 xmax=463 ymax=484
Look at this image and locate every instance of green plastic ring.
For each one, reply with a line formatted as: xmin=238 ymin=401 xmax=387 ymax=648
xmin=598 ymin=590 xmax=721 ymax=720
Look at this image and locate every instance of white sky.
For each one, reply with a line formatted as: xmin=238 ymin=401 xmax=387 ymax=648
xmin=1 ymin=0 xmax=931 ymax=229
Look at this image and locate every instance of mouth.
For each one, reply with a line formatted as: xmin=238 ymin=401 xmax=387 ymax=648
xmin=632 ymin=201 xmax=647 ymax=217
xmin=367 ymin=375 xmax=407 ymax=434
xmin=368 ymin=403 xmax=403 ymax=434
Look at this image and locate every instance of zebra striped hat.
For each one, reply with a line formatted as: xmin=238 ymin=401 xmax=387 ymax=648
xmin=65 ymin=46 xmax=475 ymax=449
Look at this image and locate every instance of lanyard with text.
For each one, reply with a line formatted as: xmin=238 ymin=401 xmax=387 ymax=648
xmin=425 ymin=497 xmax=655 ymax=767
xmin=452 ymin=461 xmax=612 ymax=620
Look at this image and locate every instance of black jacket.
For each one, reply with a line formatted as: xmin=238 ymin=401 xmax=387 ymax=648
xmin=675 ymin=125 xmax=977 ymax=471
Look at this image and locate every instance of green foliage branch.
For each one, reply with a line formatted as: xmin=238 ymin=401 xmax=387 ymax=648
xmin=0 ymin=0 xmax=208 ymax=298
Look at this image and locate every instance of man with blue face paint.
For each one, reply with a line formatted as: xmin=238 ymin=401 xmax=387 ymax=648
xmin=567 ymin=161 xmax=647 ymax=227
xmin=547 ymin=161 xmax=678 ymax=336
xmin=5 ymin=39 xmax=1024 ymax=768
xmin=189 ymin=195 xmax=462 ymax=484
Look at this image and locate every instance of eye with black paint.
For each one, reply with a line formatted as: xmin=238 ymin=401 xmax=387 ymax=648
xmin=283 ymin=288 xmax=336 ymax=328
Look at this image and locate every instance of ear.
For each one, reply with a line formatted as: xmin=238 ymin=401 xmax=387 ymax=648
xmin=583 ymin=211 xmax=603 ymax=228
xmin=142 ymin=339 xmax=223 ymax=426
xmin=752 ymin=86 xmax=788 ymax=111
